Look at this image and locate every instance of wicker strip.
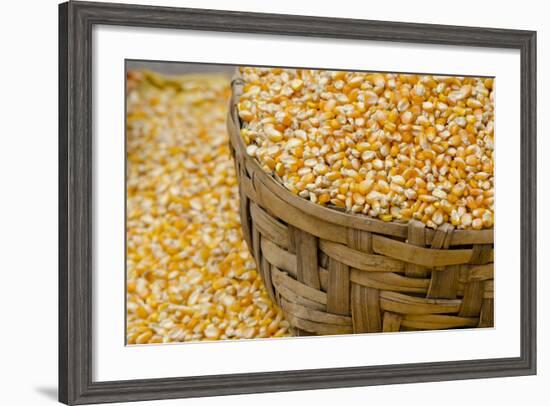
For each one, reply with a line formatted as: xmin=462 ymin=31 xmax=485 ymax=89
xmin=405 ymin=220 xmax=428 ymax=278
xmin=285 ymin=312 xmax=353 ymax=336
xmin=280 ymin=298 xmax=352 ymax=326
xmin=478 ymin=299 xmax=494 ymax=327
xmin=294 ymin=227 xmax=321 ymax=290
xmin=351 ymin=285 xmax=382 ymax=333
xmin=327 ymin=257 xmax=351 ymax=315
xmin=401 ymin=314 xmax=479 ymax=330
xmin=271 ymin=266 xmax=327 ymax=305
xmin=383 ymin=312 xmax=402 ymax=332
xmin=350 ymin=270 xmax=430 ymax=293
xmin=427 ymin=265 xmax=461 ymax=299
xmin=427 ymin=224 xmax=459 ymax=298
xmin=320 ymin=240 xmax=405 ymax=273
xmin=372 ymin=235 xmax=475 ymax=267
xmin=379 ymin=291 xmax=462 ymax=315
xmin=250 ymin=202 xmax=290 ymax=249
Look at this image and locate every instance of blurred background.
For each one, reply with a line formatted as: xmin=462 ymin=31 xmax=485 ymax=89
xmin=126 ymin=60 xmax=236 ymax=76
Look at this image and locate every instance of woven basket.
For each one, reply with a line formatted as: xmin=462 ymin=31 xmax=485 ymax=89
xmin=227 ymin=78 xmax=494 ymax=336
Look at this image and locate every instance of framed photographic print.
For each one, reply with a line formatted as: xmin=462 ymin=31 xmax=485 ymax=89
xmin=59 ymin=1 xmax=537 ymax=404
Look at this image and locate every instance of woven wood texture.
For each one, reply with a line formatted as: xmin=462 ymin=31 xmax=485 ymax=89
xmin=227 ymin=78 xmax=494 ymax=336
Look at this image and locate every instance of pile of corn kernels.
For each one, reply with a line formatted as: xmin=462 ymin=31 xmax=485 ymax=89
xmin=126 ymin=70 xmax=289 ymax=344
xmin=238 ymin=67 xmax=494 ymax=230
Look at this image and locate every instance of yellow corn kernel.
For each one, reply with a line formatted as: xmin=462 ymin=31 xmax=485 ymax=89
xmin=237 ymin=67 xmax=494 ymax=233
xmin=126 ymin=71 xmax=290 ymax=344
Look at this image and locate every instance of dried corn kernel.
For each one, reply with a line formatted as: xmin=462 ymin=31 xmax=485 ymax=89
xmin=126 ymin=70 xmax=289 ymax=344
xmin=238 ymin=67 xmax=494 ymax=230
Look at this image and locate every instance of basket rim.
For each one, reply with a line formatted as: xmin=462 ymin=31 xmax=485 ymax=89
xmin=228 ymin=75 xmax=494 ymax=246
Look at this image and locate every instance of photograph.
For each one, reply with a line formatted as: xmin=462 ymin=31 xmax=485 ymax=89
xmin=56 ymin=2 xmax=537 ymax=404
xmin=126 ymin=62 xmax=495 ymax=344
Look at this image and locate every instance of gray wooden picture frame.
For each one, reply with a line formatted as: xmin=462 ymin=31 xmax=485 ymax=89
xmin=59 ymin=1 xmax=537 ymax=404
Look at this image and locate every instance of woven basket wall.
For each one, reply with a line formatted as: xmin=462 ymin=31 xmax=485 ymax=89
xmin=227 ymin=78 xmax=494 ymax=336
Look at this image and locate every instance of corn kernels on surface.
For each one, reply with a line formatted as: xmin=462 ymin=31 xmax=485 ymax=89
xmin=238 ymin=67 xmax=494 ymax=230
xmin=126 ymin=70 xmax=290 ymax=344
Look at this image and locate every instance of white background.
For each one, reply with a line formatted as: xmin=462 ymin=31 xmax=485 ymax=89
xmin=0 ymin=0 xmax=547 ymax=405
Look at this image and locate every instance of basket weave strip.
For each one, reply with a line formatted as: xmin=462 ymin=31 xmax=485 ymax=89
xmin=227 ymin=78 xmax=494 ymax=335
